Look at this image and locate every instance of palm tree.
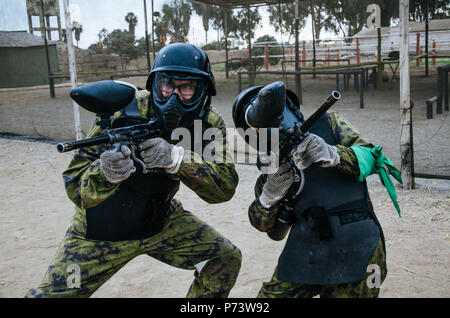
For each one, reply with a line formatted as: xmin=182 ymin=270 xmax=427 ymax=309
xmin=125 ymin=12 xmax=138 ymax=37
xmin=72 ymin=21 xmax=83 ymax=47
xmin=191 ymin=1 xmax=214 ymax=45
xmin=161 ymin=0 xmax=192 ymax=43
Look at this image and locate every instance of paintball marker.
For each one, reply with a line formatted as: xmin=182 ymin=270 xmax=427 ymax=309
xmin=244 ymin=81 xmax=341 ymax=240
xmin=57 ymin=80 xmax=163 ymax=174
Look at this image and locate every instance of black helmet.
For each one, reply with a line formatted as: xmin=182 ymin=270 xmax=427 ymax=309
xmin=146 ymin=43 xmax=216 ymax=132
xmin=232 ymin=84 xmax=301 ymax=132
xmin=232 ymin=83 xmax=303 ymax=153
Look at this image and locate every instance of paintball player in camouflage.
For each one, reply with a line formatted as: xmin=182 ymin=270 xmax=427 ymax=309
xmin=26 ymin=43 xmax=241 ymax=298
xmin=232 ymin=82 xmax=402 ymax=298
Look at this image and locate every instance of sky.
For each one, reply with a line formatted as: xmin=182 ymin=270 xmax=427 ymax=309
xmin=0 ymin=0 xmax=333 ymax=49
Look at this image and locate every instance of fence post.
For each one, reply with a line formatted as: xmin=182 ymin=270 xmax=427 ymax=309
xmin=437 ymin=67 xmax=442 ymax=114
xmin=445 ymin=69 xmax=449 ymax=111
xmin=356 ymin=38 xmax=360 ymax=65
xmin=416 ymin=33 xmax=420 ymax=66
xmin=264 ymin=43 xmax=269 ymax=70
xmin=327 ymin=46 xmax=330 ymax=66
xmin=302 ymin=41 xmax=306 ymax=67
xmin=432 ymin=40 xmax=436 ymax=66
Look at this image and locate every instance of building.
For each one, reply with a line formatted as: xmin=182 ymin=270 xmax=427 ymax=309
xmin=353 ymin=18 xmax=450 ymax=56
xmin=0 ymin=31 xmax=60 ymax=88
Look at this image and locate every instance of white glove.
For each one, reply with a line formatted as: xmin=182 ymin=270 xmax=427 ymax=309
xmin=292 ymin=133 xmax=340 ymax=170
xmin=139 ymin=137 xmax=184 ymax=174
xmin=259 ymin=162 xmax=296 ymax=209
xmin=100 ymin=145 xmax=136 ymax=184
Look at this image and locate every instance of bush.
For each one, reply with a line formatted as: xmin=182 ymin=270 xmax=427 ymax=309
xmin=252 ymin=35 xmax=283 ymax=65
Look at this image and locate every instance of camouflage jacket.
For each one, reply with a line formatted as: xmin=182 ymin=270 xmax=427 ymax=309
xmin=63 ymin=90 xmax=239 ymax=215
xmin=248 ymin=111 xmax=374 ymax=233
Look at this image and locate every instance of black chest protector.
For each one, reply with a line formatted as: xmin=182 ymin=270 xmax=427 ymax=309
xmin=277 ymin=114 xmax=383 ymax=285
xmin=85 ymin=100 xmax=213 ymax=242
xmin=85 ymin=100 xmax=182 ymax=242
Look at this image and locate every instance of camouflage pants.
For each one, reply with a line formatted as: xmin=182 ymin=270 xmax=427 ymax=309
xmin=257 ymin=239 xmax=387 ymax=298
xmin=25 ymin=199 xmax=242 ymax=298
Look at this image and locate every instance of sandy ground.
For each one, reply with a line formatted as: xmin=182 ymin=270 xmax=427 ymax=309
xmin=0 ymin=70 xmax=449 ymax=298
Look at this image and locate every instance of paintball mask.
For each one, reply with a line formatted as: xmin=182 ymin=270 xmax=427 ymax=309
xmin=147 ymin=43 xmax=216 ymax=132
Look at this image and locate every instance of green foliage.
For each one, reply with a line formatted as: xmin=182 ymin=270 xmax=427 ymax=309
xmin=233 ymin=7 xmax=262 ymax=44
xmin=267 ymin=1 xmax=308 ymax=42
xmin=136 ymin=36 xmax=149 ymax=57
xmin=191 ymin=1 xmax=214 ymax=43
xmin=88 ymin=43 xmax=101 ymax=54
xmin=409 ymin=0 xmax=450 ymax=21
xmin=210 ymin=6 xmax=240 ymax=37
xmin=125 ymin=12 xmax=138 ymax=37
xmin=320 ymin=0 xmax=448 ymax=39
xmin=72 ymin=21 xmax=83 ymax=44
xmin=322 ymin=0 xmax=400 ymax=38
xmin=161 ymin=0 xmax=192 ymax=43
xmin=252 ymin=35 xmax=283 ymax=65
xmin=202 ymin=40 xmax=238 ymax=51
xmin=102 ymin=29 xmax=138 ymax=68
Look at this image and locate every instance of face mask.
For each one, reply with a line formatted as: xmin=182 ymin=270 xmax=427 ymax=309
xmin=151 ymin=72 xmax=208 ymax=132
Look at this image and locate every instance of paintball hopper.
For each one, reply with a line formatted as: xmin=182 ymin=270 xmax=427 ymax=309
xmin=70 ymin=80 xmax=137 ymax=115
xmin=245 ymin=81 xmax=286 ymax=129
xmin=232 ymin=82 xmax=303 ymax=152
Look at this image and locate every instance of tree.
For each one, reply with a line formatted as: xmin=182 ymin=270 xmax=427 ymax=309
xmin=136 ymin=36 xmax=149 ymax=57
xmin=103 ymin=29 xmax=138 ymax=69
xmin=234 ymin=6 xmax=262 ymax=84
xmin=125 ymin=12 xmax=138 ymax=37
xmin=310 ymin=0 xmax=328 ymax=40
xmin=161 ymin=0 xmax=192 ymax=43
xmin=253 ymin=35 xmax=284 ymax=65
xmin=233 ymin=6 xmax=262 ymax=50
xmin=190 ymin=1 xmax=214 ymax=44
xmin=153 ymin=12 xmax=169 ymax=49
xmin=410 ymin=0 xmax=449 ymax=21
xmin=267 ymin=2 xmax=309 ymax=43
xmin=210 ymin=6 xmax=240 ymax=51
xmin=72 ymin=21 xmax=83 ymax=47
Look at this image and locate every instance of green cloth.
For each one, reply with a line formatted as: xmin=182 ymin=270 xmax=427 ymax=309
xmin=350 ymin=145 xmax=403 ymax=217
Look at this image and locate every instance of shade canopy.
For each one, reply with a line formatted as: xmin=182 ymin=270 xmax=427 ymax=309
xmin=191 ymin=0 xmax=306 ymax=9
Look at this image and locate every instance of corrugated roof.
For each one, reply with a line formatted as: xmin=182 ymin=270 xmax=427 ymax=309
xmin=191 ymin=0 xmax=304 ymax=8
xmin=0 ymin=31 xmax=57 ymax=48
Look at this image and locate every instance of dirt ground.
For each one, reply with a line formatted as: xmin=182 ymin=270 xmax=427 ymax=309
xmin=0 ymin=70 xmax=449 ymax=298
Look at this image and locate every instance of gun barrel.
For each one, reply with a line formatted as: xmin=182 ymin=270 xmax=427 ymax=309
xmin=300 ymin=90 xmax=341 ymax=133
xmin=57 ymin=135 xmax=111 ymax=153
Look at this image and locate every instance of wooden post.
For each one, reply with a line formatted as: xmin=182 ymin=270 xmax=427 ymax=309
xmin=143 ymin=0 xmax=151 ymax=71
xmin=63 ymin=0 xmax=82 ymax=141
xmin=295 ymin=0 xmax=302 ymax=104
xmin=399 ymin=0 xmax=414 ymax=189
xmin=432 ymin=40 xmax=436 ymax=66
xmin=377 ymin=27 xmax=383 ymax=89
xmin=151 ymin=0 xmax=155 ymax=60
xmin=246 ymin=6 xmax=254 ymax=86
xmin=356 ymin=38 xmax=360 ymax=64
xmin=224 ymin=7 xmax=229 ymax=79
xmin=264 ymin=43 xmax=269 ymax=70
xmin=302 ymin=40 xmax=306 ymax=67
xmin=416 ymin=32 xmax=420 ymax=66
xmin=425 ymin=0 xmax=429 ymax=76
xmin=326 ymin=45 xmax=330 ymax=66
xmin=39 ymin=0 xmax=55 ymax=99
xmin=310 ymin=0 xmax=316 ymax=79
